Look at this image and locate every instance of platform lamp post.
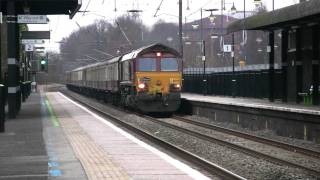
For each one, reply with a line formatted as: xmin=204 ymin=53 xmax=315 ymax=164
xmin=200 ymin=8 xmax=219 ymax=96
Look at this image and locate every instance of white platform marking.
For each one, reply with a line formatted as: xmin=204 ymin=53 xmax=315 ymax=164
xmin=58 ymin=92 xmax=211 ymax=180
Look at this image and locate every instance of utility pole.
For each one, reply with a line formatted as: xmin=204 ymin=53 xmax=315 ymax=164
xmin=7 ymin=1 xmax=21 ymax=118
xmin=179 ymin=0 xmax=183 ymax=73
xmin=232 ymin=33 xmax=236 ymax=97
xmin=0 ymin=12 xmax=2 ymax=84
xmin=200 ymin=8 xmax=207 ymax=95
xmin=0 ymin=5 xmax=2 ymax=83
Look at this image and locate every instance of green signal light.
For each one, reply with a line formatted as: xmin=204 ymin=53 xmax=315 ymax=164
xmin=41 ymin=60 xmax=46 ymax=65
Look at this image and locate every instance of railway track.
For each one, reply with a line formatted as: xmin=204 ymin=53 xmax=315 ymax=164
xmin=61 ymin=90 xmax=245 ymax=180
xmin=173 ymin=115 xmax=320 ymax=159
xmin=139 ymin=115 xmax=320 ymax=177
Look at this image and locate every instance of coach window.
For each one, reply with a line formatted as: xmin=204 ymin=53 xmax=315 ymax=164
xmin=122 ymin=60 xmax=131 ymax=81
xmin=161 ymin=58 xmax=178 ymax=71
xmin=288 ymin=30 xmax=296 ymax=51
xmin=138 ymin=58 xmax=156 ymax=71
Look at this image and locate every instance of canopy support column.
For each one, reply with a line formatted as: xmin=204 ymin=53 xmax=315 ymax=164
xmin=312 ymin=24 xmax=319 ymax=105
xmin=281 ymin=29 xmax=288 ymax=102
xmin=268 ymin=31 xmax=275 ymax=102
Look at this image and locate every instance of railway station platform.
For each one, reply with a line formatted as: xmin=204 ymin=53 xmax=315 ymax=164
xmin=0 ymin=88 xmax=210 ymax=180
xmin=181 ymin=93 xmax=320 ymax=143
xmin=182 ymin=93 xmax=320 ymax=115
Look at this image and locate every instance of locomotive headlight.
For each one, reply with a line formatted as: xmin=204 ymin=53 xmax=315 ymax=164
xmin=138 ymin=83 xmax=146 ymax=89
xmin=156 ymin=52 xmax=162 ymax=57
xmin=170 ymin=83 xmax=181 ymax=92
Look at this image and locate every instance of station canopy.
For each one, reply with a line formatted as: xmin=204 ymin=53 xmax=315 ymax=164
xmin=0 ymin=0 xmax=81 ymax=18
xmin=227 ymin=0 xmax=320 ymax=33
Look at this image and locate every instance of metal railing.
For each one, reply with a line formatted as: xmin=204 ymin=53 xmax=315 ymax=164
xmin=183 ymin=69 xmax=284 ymax=100
xmin=0 ymin=84 xmax=6 ymax=132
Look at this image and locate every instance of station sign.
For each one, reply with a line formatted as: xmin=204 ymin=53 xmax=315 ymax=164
xmin=35 ymin=47 xmax=45 ymax=50
xmin=21 ymin=31 xmax=50 ymax=39
xmin=223 ymin=45 xmax=232 ymax=52
xmin=21 ymin=39 xmax=45 ymax=44
xmin=253 ymin=0 xmax=262 ymax=4
xmin=17 ymin=15 xmax=48 ymax=24
xmin=25 ymin=44 xmax=34 ymax=52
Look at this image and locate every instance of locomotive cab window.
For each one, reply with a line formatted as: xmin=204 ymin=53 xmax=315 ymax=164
xmin=161 ymin=58 xmax=178 ymax=71
xmin=138 ymin=58 xmax=156 ymax=71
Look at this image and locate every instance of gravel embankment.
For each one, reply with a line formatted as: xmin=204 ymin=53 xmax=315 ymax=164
xmin=185 ymin=115 xmax=320 ymax=154
xmin=161 ymin=118 xmax=320 ymax=172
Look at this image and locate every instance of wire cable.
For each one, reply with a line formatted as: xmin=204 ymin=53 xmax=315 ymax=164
xmin=82 ymin=0 xmax=92 ymax=16
xmin=154 ymin=0 xmax=164 ymax=17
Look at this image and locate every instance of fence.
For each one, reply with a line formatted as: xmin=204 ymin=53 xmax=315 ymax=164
xmin=183 ymin=69 xmax=284 ymax=100
xmin=0 ymin=84 xmax=5 ymax=132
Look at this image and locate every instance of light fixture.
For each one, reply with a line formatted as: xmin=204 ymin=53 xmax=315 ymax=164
xmin=192 ymin=24 xmax=199 ymax=29
xmin=204 ymin=8 xmax=218 ymax=24
xmin=185 ymin=41 xmax=192 ymax=45
xmin=187 ymin=0 xmax=190 ymax=10
xmin=166 ymin=37 xmax=173 ymax=42
xmin=209 ymin=12 xmax=216 ymax=24
xmin=210 ymin=34 xmax=219 ymax=39
xmin=231 ymin=2 xmax=237 ymax=15
xmin=182 ymin=36 xmax=189 ymax=40
xmin=256 ymin=37 xmax=263 ymax=43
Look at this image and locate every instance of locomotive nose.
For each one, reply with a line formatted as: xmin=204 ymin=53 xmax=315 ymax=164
xmin=153 ymin=80 xmax=163 ymax=94
xmin=156 ymin=80 xmax=161 ymax=86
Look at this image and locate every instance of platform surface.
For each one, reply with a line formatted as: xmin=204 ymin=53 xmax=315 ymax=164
xmin=1 ymin=90 xmax=210 ymax=179
xmin=182 ymin=93 xmax=320 ymax=116
xmin=0 ymin=92 xmax=87 ymax=180
xmin=46 ymin=92 xmax=209 ymax=180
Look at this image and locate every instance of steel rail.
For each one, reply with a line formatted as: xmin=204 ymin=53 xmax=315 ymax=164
xmin=173 ymin=115 xmax=320 ymax=159
xmin=62 ymin=91 xmax=246 ymax=180
xmin=140 ymin=115 xmax=320 ymax=177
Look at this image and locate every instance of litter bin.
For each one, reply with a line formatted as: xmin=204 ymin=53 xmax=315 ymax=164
xmin=27 ymin=81 xmax=31 ymax=96
xmin=298 ymin=92 xmax=312 ymax=105
xmin=31 ymin=81 xmax=37 ymax=93
xmin=21 ymin=82 xmax=26 ymax=102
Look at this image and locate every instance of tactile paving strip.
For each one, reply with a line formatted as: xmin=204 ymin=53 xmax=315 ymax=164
xmin=47 ymin=93 xmax=129 ymax=180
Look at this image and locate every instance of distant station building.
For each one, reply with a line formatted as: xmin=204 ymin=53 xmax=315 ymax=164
xmin=227 ymin=0 xmax=320 ymax=105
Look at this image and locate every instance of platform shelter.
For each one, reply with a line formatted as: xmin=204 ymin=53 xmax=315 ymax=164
xmin=0 ymin=0 xmax=81 ymax=119
xmin=227 ymin=0 xmax=320 ymax=105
